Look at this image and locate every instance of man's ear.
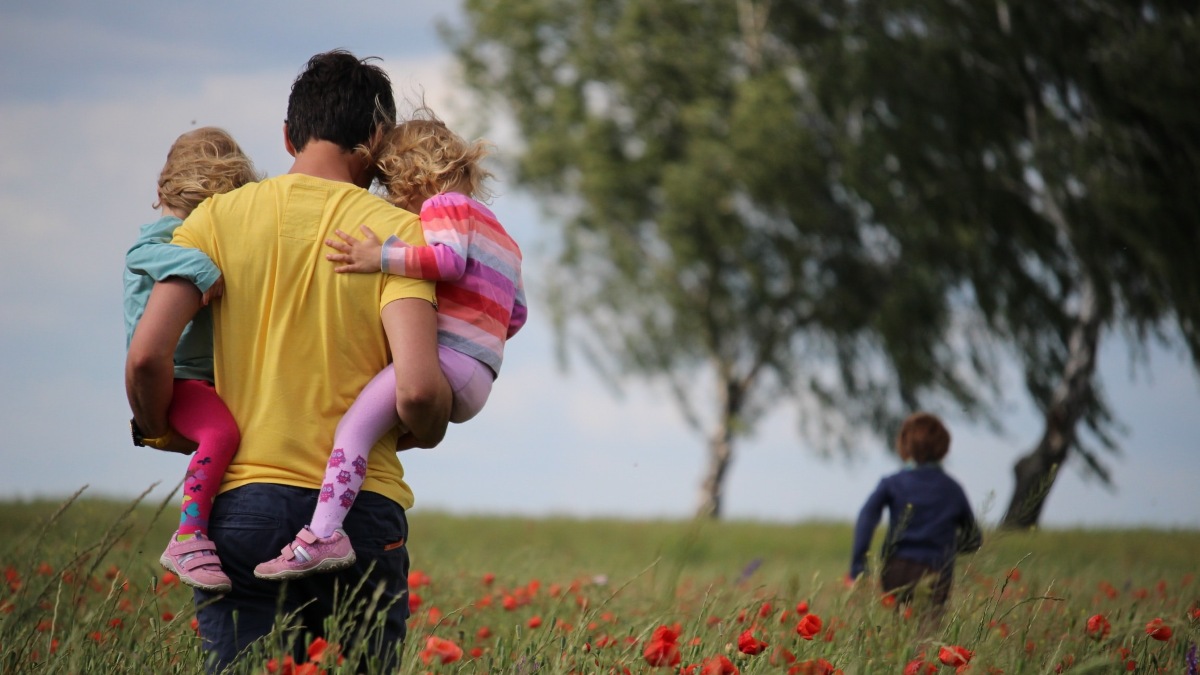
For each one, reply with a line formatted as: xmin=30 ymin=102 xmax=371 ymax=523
xmin=283 ymin=123 xmax=297 ymax=157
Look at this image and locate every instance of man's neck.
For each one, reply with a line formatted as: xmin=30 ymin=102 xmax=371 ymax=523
xmin=288 ymin=140 xmax=369 ymax=187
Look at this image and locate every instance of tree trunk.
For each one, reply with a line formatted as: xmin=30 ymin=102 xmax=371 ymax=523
xmin=695 ymin=379 xmax=742 ymax=519
xmin=1001 ymin=277 xmax=1102 ymax=529
xmin=695 ymin=427 xmax=735 ymax=519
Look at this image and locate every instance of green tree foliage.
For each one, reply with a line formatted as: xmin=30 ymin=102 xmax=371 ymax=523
xmin=444 ymin=0 xmax=1200 ymax=521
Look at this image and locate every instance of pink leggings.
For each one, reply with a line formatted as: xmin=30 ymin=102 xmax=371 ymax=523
xmin=308 ymin=347 xmax=492 ymax=537
xmin=169 ymin=379 xmax=239 ymax=536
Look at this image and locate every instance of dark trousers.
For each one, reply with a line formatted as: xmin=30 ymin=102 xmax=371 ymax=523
xmin=194 ymin=483 xmax=411 ymax=673
xmin=881 ymin=556 xmax=953 ymax=608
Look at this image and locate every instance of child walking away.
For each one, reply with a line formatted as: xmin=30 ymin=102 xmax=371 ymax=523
xmin=253 ymin=111 xmax=526 ymax=580
xmin=124 ymin=127 xmax=259 ymax=592
xmin=848 ymin=412 xmax=982 ymax=616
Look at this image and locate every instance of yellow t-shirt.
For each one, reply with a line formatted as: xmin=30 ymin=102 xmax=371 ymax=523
xmin=173 ymin=173 xmax=435 ymax=508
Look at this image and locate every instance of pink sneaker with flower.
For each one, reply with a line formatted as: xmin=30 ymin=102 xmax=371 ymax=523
xmin=254 ymin=526 xmax=356 ymax=580
xmin=160 ymin=532 xmax=231 ymax=593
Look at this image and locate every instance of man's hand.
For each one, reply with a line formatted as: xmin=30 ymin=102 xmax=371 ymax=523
xmin=325 ymin=225 xmax=384 ymax=274
xmin=201 ymin=275 xmax=225 ymax=306
xmin=127 ymin=278 xmax=201 ymax=447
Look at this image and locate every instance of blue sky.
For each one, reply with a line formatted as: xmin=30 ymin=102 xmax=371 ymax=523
xmin=1 ymin=0 xmax=1197 ymax=530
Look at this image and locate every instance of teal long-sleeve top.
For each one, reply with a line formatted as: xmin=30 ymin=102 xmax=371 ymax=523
xmin=123 ymin=215 xmax=222 ymax=382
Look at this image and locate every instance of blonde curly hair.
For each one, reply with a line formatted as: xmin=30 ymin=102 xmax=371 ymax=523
xmin=374 ymin=108 xmax=494 ymax=212
xmin=155 ymin=127 xmax=260 ymax=216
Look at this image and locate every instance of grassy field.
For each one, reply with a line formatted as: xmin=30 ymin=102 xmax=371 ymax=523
xmin=1 ymin=491 xmax=1197 ymax=673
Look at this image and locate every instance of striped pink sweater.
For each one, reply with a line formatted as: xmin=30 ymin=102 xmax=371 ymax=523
xmin=381 ymin=192 xmax=526 ymax=376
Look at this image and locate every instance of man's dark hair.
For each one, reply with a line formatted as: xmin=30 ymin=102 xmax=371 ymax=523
xmin=286 ymin=49 xmax=397 ymax=153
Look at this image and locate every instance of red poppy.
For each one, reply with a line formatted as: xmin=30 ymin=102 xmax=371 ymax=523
xmin=643 ymin=624 xmax=683 ymax=667
xmin=527 ymin=615 xmax=543 ymax=628
xmin=795 ymin=600 xmax=809 ymax=615
xmin=795 ymin=614 xmax=823 ymax=640
xmin=408 ymin=592 xmax=422 ymax=612
xmin=1085 ymin=614 xmax=1110 ymax=640
xmin=407 ymin=569 xmax=431 ymax=587
xmin=418 ymin=636 xmax=464 ymax=664
xmin=881 ymin=593 xmax=897 ymax=609
xmin=938 ymin=645 xmax=973 ymax=667
xmin=736 ymin=629 xmax=768 ymax=655
xmin=699 ymin=654 xmax=740 ymax=675
xmin=482 ymin=572 xmax=495 ymax=585
xmin=477 ymin=626 xmax=493 ymax=640
xmin=307 ymin=637 xmax=341 ymax=664
xmin=789 ymin=658 xmax=839 ymax=675
xmin=1144 ymin=618 xmax=1172 ymax=641
xmin=643 ymin=638 xmax=681 ymax=667
xmin=903 ymin=658 xmax=938 ymax=675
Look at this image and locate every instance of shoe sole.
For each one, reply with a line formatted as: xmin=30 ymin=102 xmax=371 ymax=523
xmin=160 ymin=555 xmax=231 ymax=594
xmin=253 ymin=552 xmax=358 ymax=581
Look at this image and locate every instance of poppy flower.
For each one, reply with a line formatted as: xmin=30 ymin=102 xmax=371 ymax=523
xmin=643 ymin=637 xmax=681 ymax=667
xmin=903 ymin=658 xmax=938 ymax=675
xmin=307 ymin=637 xmax=341 ymax=664
xmin=527 ymin=615 xmax=543 ymax=628
xmin=419 ymin=636 xmax=464 ymax=664
xmin=699 ymin=654 xmax=740 ymax=675
xmin=796 ymin=614 xmax=823 ymax=640
xmin=1085 ymin=614 xmax=1110 ymax=640
xmin=938 ymin=646 xmax=973 ymax=667
xmin=1145 ymin=618 xmax=1172 ymax=641
xmin=644 ymin=624 xmax=683 ymax=667
xmin=736 ymin=629 xmax=768 ymax=655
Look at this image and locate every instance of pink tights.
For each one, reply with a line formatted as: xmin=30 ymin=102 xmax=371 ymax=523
xmin=170 ymin=379 xmax=239 ymax=537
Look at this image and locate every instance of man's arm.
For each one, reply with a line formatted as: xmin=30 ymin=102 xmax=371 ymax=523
xmin=381 ymin=297 xmax=452 ymax=448
xmin=125 ymin=278 xmax=201 ymax=454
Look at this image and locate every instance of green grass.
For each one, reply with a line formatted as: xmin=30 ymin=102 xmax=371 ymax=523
xmin=1 ymin=492 xmax=1197 ymax=673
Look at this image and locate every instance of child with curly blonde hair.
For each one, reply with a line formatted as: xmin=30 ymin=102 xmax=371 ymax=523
xmin=253 ymin=110 xmax=527 ymax=580
xmin=124 ymin=127 xmax=260 ymax=592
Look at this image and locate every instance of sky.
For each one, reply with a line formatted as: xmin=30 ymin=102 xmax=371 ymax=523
xmin=1 ymin=0 xmax=1198 ymax=531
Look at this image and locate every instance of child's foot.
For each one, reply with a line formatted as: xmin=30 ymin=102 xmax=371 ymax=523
xmin=160 ymin=533 xmax=231 ymax=593
xmin=253 ymin=526 xmax=356 ymax=581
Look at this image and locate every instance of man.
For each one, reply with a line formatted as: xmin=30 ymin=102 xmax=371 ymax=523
xmin=126 ymin=50 xmax=451 ymax=671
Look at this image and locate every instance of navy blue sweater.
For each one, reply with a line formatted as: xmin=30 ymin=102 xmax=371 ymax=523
xmin=849 ymin=464 xmax=980 ymax=579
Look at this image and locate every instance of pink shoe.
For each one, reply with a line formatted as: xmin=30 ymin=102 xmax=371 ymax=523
xmin=254 ymin=526 xmax=356 ymax=581
xmin=160 ymin=533 xmax=231 ymax=593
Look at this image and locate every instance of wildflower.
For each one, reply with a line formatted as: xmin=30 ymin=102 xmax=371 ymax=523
xmin=418 ymin=636 xmax=463 ymax=665
xmin=699 ymin=654 xmax=739 ymax=675
xmin=408 ymin=592 xmax=422 ymax=613
xmin=643 ymin=624 xmax=682 ymax=668
xmin=470 ymin=646 xmax=484 ymax=658
xmin=482 ymin=572 xmax=495 ymax=585
xmin=502 ymin=595 xmax=518 ymax=611
xmin=789 ymin=659 xmax=839 ymax=675
xmin=795 ymin=600 xmax=809 ymax=615
xmin=904 ymin=658 xmax=938 ymax=675
xmin=796 ymin=613 xmax=822 ymax=640
xmin=938 ymin=646 xmax=972 ymax=667
xmin=881 ymin=593 xmax=897 ymax=609
xmin=736 ymin=629 xmax=768 ymax=655
xmin=161 ymin=610 xmax=174 ymax=622
xmin=1145 ymin=618 xmax=1172 ymax=641
xmin=1055 ymin=654 xmax=1075 ymax=673
xmin=1086 ymin=614 xmax=1111 ymax=640
xmin=477 ymin=626 xmax=493 ymax=640
xmin=527 ymin=615 xmax=543 ymax=628
xmin=35 ymin=562 xmax=53 ymax=577
xmin=307 ymin=637 xmax=341 ymax=665
xmin=408 ymin=569 xmax=431 ymax=587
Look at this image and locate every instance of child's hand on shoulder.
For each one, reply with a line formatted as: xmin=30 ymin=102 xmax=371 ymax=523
xmin=325 ymin=225 xmax=383 ymax=274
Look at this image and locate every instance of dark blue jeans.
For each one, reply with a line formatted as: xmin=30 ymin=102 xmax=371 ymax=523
xmin=194 ymin=483 xmax=410 ymax=673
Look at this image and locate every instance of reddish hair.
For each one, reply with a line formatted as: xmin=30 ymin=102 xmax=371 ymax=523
xmin=896 ymin=412 xmax=951 ymax=463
